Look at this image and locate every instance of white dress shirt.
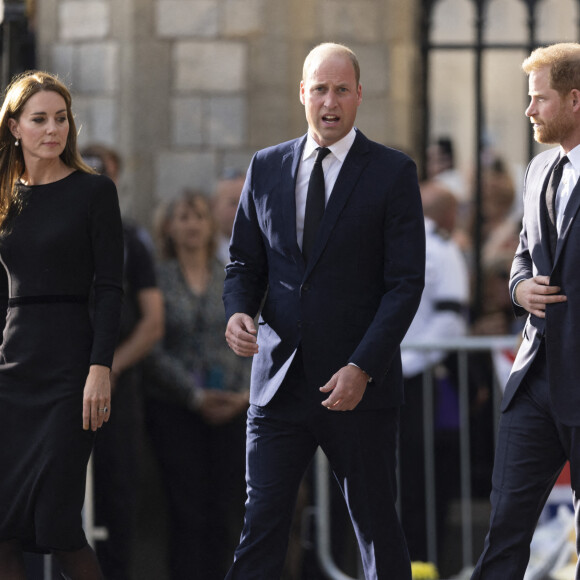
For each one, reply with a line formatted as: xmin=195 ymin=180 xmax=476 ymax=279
xmin=295 ymin=128 xmax=357 ymax=250
xmin=555 ymin=143 xmax=580 ymax=233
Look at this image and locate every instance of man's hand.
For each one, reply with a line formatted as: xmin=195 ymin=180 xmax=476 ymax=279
xmin=225 ymin=313 xmax=258 ymax=357
xmin=515 ymin=275 xmax=567 ymax=318
xmin=319 ymin=365 xmax=368 ymax=411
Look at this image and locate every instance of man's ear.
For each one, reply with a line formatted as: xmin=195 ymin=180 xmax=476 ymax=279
xmin=299 ymin=80 xmax=306 ymax=105
xmin=570 ymin=89 xmax=580 ymax=112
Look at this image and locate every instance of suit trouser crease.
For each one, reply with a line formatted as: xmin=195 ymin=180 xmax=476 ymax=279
xmin=472 ymin=348 xmax=580 ymax=579
xmin=226 ymin=351 xmax=411 ymax=580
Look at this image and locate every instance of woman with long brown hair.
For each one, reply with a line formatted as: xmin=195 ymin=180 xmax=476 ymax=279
xmin=0 ymin=71 xmax=124 ymax=579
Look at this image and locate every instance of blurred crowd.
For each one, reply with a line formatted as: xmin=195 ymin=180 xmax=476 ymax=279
xmin=37 ymin=136 xmax=523 ymax=580
xmin=398 ymin=136 xmax=525 ymax=575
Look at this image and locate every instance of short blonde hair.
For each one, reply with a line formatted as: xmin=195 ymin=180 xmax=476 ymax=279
xmin=302 ymin=43 xmax=360 ymax=86
xmin=522 ymin=43 xmax=580 ymax=96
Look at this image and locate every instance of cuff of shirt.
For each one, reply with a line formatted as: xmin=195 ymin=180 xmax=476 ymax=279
xmin=512 ymin=279 xmax=525 ymax=308
xmin=348 ymin=362 xmax=373 ymax=383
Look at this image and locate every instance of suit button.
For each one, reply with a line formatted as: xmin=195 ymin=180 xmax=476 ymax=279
xmin=302 ymin=283 xmax=311 ymax=292
xmin=297 ymin=321 xmax=302 ymax=328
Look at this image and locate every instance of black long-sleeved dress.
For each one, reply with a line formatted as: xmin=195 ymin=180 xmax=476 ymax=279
xmin=0 ymin=171 xmax=124 ymax=553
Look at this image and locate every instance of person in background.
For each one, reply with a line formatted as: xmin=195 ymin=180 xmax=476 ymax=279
xmin=0 ymin=71 xmax=123 ymax=580
xmin=399 ymin=180 xmax=469 ymax=564
xmin=472 ymin=42 xmax=580 ymax=579
xmin=81 ymin=144 xmax=164 ymax=580
xmin=144 ymin=191 xmax=250 ymax=580
xmin=427 ymin=137 xmax=469 ymax=206
xmin=223 ymin=42 xmax=425 ymax=579
xmin=212 ymin=168 xmax=245 ymax=267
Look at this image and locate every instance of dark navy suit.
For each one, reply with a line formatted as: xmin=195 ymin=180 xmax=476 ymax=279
xmin=223 ymin=129 xmax=425 ymax=579
xmin=472 ymin=147 xmax=580 ymax=578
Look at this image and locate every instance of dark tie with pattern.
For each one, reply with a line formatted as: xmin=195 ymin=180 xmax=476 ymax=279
xmin=546 ymin=155 xmax=568 ymax=257
xmin=302 ymin=146 xmax=331 ymax=262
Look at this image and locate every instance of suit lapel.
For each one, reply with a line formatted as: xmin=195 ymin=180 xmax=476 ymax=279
xmin=281 ymin=137 xmax=306 ymax=266
xmin=535 ymin=152 xmax=559 ymax=272
xmin=555 ymin=170 xmax=580 ymax=266
xmin=303 ymin=130 xmax=370 ymax=276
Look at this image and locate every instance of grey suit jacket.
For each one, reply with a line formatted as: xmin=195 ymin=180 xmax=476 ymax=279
xmin=505 ymin=146 xmax=580 ymax=425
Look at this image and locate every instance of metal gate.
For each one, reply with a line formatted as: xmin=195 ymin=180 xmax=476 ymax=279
xmin=420 ymin=0 xmax=580 ymax=315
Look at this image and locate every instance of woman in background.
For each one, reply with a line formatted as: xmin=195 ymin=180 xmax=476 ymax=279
xmin=0 ymin=71 xmax=124 ymax=579
xmin=144 ymin=191 xmax=250 ymax=580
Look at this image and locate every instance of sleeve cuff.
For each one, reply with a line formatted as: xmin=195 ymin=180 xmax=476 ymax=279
xmin=348 ymin=362 xmax=373 ymax=383
xmin=512 ymin=279 xmax=525 ymax=308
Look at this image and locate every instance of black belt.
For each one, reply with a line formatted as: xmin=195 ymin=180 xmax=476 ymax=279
xmin=8 ymin=294 xmax=88 ymax=306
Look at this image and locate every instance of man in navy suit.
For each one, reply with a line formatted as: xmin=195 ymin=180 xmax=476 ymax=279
xmin=472 ymin=43 xmax=580 ymax=579
xmin=223 ymin=43 xmax=425 ymax=579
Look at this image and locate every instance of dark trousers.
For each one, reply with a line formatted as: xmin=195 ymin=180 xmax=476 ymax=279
xmin=472 ymin=343 xmax=580 ymax=579
xmin=93 ymin=375 xmax=142 ymax=580
xmin=145 ymin=398 xmax=246 ymax=580
xmin=226 ymin=352 xmax=410 ymax=580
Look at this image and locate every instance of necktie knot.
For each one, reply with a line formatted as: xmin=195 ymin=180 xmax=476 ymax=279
xmin=315 ymin=147 xmax=331 ymax=165
xmin=556 ymin=155 xmax=569 ymax=174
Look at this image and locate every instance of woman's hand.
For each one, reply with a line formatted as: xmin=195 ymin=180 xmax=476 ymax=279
xmin=83 ymin=364 xmax=112 ymax=431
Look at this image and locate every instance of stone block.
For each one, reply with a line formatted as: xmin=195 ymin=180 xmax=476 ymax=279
xmin=155 ymin=151 xmax=217 ymax=200
xmin=318 ymin=0 xmax=380 ymax=42
xmin=50 ymin=44 xmax=76 ymax=85
xmin=173 ymin=41 xmax=247 ymax=92
xmin=223 ymin=0 xmax=264 ymax=37
xmin=77 ymin=42 xmax=119 ymax=93
xmin=354 ymin=45 xmax=389 ymax=94
xmin=208 ymin=96 xmax=246 ymax=146
xmin=73 ymin=96 xmax=118 ymax=148
xmin=249 ymin=91 xmax=296 ymax=148
xmin=156 ymin=1 xmax=218 ymax=38
xmin=249 ymin=39 xmax=288 ymax=88
xmin=355 ymin=95 xmax=392 ymax=147
xmin=59 ymin=1 xmax=109 ymax=41
xmin=172 ymin=97 xmax=204 ymax=146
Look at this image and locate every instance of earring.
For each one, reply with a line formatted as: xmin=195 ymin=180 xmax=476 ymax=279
xmin=14 ymin=139 xmax=19 ymax=147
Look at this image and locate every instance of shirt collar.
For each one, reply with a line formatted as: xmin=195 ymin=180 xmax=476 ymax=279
xmin=560 ymin=144 xmax=580 ymax=173
xmin=302 ymin=127 xmax=357 ymax=163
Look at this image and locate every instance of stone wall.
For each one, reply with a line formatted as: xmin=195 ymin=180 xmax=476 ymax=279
xmin=36 ymin=0 xmax=422 ymax=227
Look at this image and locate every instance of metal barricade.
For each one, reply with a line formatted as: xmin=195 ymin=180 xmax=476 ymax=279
xmin=313 ymin=335 xmax=519 ymax=580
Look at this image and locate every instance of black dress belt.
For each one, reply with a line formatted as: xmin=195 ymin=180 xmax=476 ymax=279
xmin=8 ymin=294 xmax=88 ymax=306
